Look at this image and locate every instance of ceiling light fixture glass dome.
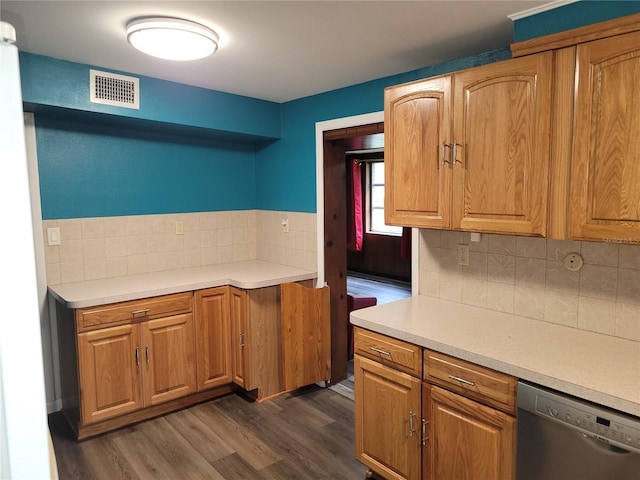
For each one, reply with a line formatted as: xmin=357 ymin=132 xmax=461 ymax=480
xmin=126 ymin=17 xmax=219 ymax=61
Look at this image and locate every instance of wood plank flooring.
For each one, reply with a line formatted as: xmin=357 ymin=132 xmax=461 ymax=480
xmin=346 ymin=272 xmax=411 ymax=305
xmin=50 ymin=386 xmax=367 ymax=480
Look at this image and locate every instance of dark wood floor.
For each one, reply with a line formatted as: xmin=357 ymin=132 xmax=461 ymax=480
xmin=347 ymin=272 xmax=411 ymax=305
xmin=50 ymin=386 xmax=367 ymax=480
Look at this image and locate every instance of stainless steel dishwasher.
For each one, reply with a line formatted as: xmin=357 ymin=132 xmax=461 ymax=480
xmin=517 ymin=381 xmax=640 ymax=480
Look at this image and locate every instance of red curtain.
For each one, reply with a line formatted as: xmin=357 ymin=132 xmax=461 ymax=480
xmin=348 ymin=159 xmax=363 ymax=251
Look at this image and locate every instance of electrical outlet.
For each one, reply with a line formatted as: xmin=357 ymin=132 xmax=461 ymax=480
xmin=175 ymin=220 xmax=184 ymax=235
xmin=457 ymin=244 xmax=470 ymax=266
xmin=282 ymin=217 xmax=289 ymax=233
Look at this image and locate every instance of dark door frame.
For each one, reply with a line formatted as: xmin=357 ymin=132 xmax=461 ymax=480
xmin=316 ymin=112 xmax=384 ymax=384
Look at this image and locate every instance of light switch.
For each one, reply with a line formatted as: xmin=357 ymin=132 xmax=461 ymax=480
xmin=175 ymin=220 xmax=184 ymax=235
xmin=47 ymin=227 xmax=61 ymax=246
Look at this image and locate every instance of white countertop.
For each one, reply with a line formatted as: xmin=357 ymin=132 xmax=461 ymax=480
xmin=49 ymin=260 xmax=317 ymax=309
xmin=350 ymin=295 xmax=640 ymax=418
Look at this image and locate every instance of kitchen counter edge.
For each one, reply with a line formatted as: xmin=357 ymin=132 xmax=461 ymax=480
xmin=350 ymin=295 xmax=640 ymax=418
xmin=48 ymin=260 xmax=317 ymax=309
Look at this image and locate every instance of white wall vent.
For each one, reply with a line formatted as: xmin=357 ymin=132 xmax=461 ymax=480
xmin=89 ymin=69 xmax=140 ymax=109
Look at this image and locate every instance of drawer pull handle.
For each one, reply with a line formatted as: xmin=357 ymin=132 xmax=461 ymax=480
xmin=239 ymin=333 xmax=245 ymax=347
xmin=409 ymin=411 xmax=416 ymax=437
xmin=448 ymin=374 xmax=475 ymax=387
xmin=145 ymin=345 xmax=150 ymax=364
xmin=370 ymin=347 xmax=391 ymax=357
xmin=131 ymin=308 xmax=150 ymax=318
xmin=135 ymin=347 xmax=140 ymax=366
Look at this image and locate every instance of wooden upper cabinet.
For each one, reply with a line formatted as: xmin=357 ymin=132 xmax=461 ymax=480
xmin=569 ymin=30 xmax=640 ymax=243
xmin=385 ymin=52 xmax=553 ymax=235
xmin=385 ymin=76 xmax=452 ymax=228
xmin=451 ymin=52 xmax=553 ymax=235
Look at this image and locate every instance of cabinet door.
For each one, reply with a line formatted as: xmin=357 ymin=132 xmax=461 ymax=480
xmin=423 ymin=384 xmax=515 ymax=480
xmin=355 ymin=355 xmax=422 ymax=480
xmin=140 ymin=313 xmax=196 ymax=406
xmin=77 ymin=324 xmax=142 ymax=425
xmin=569 ymin=31 xmax=640 ymax=243
xmin=385 ymin=76 xmax=452 ymax=228
xmin=452 ymin=52 xmax=553 ymax=235
xmin=281 ymin=282 xmax=331 ymax=391
xmin=229 ymin=287 xmax=251 ymax=389
xmin=195 ymin=287 xmax=232 ymax=391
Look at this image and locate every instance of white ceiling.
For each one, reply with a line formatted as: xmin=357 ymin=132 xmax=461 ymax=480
xmin=1 ymin=1 xmax=552 ymax=103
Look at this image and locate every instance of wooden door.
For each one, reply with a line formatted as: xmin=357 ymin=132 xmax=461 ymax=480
xmin=385 ymin=76 xmax=452 ymax=228
xmin=140 ymin=313 xmax=196 ymax=406
xmin=194 ymin=287 xmax=232 ymax=391
xmin=354 ymin=355 xmax=422 ymax=480
xmin=569 ymin=30 xmax=640 ymax=243
xmin=229 ymin=286 xmax=251 ymax=389
xmin=423 ymin=384 xmax=516 ymax=480
xmin=77 ymin=324 xmax=142 ymax=425
xmin=451 ymin=52 xmax=553 ymax=235
xmin=281 ymin=282 xmax=331 ymax=391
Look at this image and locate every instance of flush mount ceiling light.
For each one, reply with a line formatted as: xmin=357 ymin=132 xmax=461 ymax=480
xmin=126 ymin=17 xmax=219 ymax=61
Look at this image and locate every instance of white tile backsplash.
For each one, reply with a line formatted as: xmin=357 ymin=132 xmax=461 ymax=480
xmin=43 ymin=210 xmax=318 ymax=285
xmin=420 ymin=229 xmax=640 ymax=342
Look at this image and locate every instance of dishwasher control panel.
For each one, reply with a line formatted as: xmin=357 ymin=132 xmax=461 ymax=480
xmin=517 ymin=382 xmax=640 ymax=454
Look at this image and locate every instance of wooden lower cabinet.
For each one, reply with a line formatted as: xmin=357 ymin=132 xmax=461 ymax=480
xmin=140 ymin=313 xmax=196 ymax=406
xmin=195 ymin=287 xmax=232 ymax=390
xmin=354 ymin=355 xmax=422 ymax=480
xmin=77 ymin=313 xmax=197 ymax=426
xmin=423 ymin=384 xmax=516 ymax=480
xmin=354 ymin=328 xmax=517 ymax=480
xmin=77 ymin=324 xmax=142 ymax=426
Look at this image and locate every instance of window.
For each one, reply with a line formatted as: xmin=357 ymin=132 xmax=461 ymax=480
xmin=368 ymin=161 xmax=402 ymax=235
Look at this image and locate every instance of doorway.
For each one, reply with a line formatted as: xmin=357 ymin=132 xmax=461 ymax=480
xmin=318 ymin=115 xmax=414 ymax=385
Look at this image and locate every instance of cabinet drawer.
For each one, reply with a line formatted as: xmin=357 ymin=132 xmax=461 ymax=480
xmin=424 ymin=349 xmax=517 ymax=414
xmin=354 ymin=327 xmax=422 ymax=377
xmin=76 ymin=292 xmax=193 ymax=332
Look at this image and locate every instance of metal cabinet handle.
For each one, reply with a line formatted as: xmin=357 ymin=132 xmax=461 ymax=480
xmin=448 ymin=374 xmax=475 ymax=386
xmin=135 ymin=346 xmax=140 ymax=366
xmin=441 ymin=142 xmax=451 ymax=166
xmin=422 ymin=419 xmax=429 ymax=445
xmin=145 ymin=345 xmax=150 ymax=364
xmin=452 ymin=141 xmax=462 ymax=166
xmin=370 ymin=347 xmax=391 ymax=357
xmin=239 ymin=333 xmax=245 ymax=347
xmin=409 ymin=411 xmax=416 ymax=436
xmin=131 ymin=308 xmax=150 ymax=318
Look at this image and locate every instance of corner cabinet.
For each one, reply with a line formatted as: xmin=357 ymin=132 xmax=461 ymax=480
xmin=385 ymin=52 xmax=553 ymax=236
xmin=57 ymin=279 xmax=324 ymax=439
xmin=568 ymin=30 xmax=640 ymax=243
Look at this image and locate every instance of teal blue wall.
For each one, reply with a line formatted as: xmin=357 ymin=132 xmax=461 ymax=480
xmin=20 ymin=53 xmax=281 ymax=140
xmin=23 ymin=1 xmax=637 ymax=219
xmin=514 ymin=1 xmax=640 ymax=41
xmin=255 ymin=49 xmax=511 ymax=212
xmin=36 ymin=116 xmax=256 ymax=219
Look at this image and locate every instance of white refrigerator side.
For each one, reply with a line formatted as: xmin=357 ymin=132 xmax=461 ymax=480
xmin=0 ymin=23 xmax=55 ymax=479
